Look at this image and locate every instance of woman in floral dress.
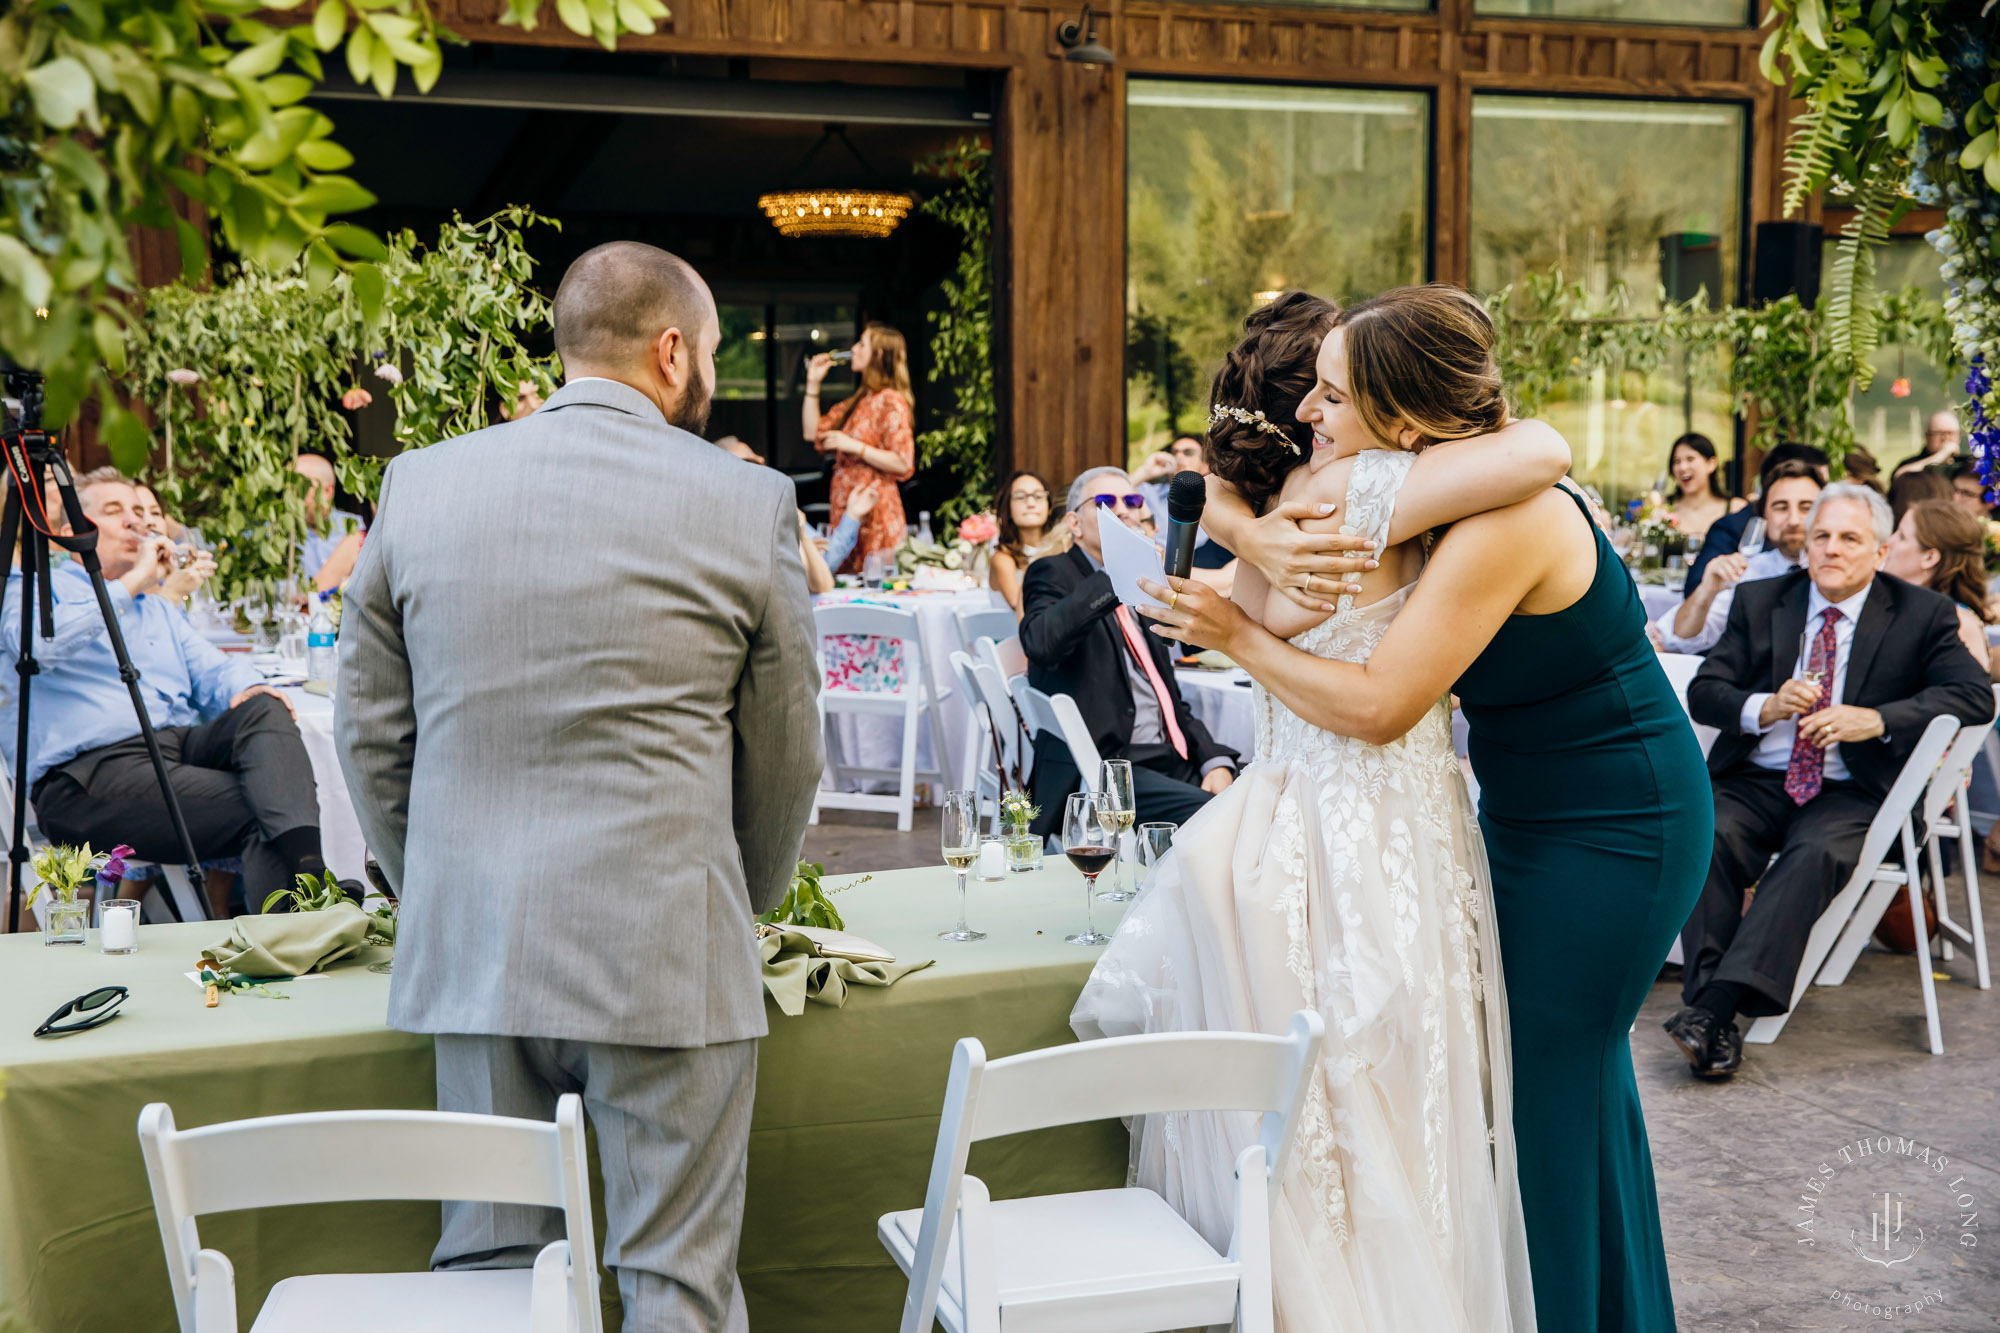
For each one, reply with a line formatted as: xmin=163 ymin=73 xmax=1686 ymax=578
xmin=805 ymin=323 xmax=916 ymax=574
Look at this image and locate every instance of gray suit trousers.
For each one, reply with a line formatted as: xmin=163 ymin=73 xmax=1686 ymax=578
xmin=432 ymin=1034 xmax=757 ymax=1333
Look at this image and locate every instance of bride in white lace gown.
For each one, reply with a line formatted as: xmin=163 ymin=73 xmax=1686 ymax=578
xmin=1072 ymin=294 xmax=1556 ymax=1333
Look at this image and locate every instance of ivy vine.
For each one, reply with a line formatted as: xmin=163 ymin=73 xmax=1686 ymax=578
xmin=913 ymin=137 xmax=995 ymax=526
xmin=123 ymin=207 xmax=558 ymax=599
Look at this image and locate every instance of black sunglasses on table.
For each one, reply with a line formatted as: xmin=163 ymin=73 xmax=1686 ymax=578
xmin=34 ymin=986 xmax=128 ymax=1039
xmin=1089 ymin=493 xmax=1148 ymax=511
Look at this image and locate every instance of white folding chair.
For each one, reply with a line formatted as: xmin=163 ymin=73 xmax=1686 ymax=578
xmin=879 ymin=1011 xmax=1325 ymax=1333
xmin=1818 ymin=704 xmax=1996 ymax=1002
xmin=1009 ymin=676 xmax=1099 ymax=794
xmin=139 ymin=1095 xmax=602 ymax=1333
xmin=974 ymin=634 xmax=1027 ymax=682
xmin=949 ymin=652 xmax=1004 ymax=828
xmin=1745 ymin=714 xmax=1959 ymax=1054
xmin=1653 ymin=651 xmax=1719 ymax=758
xmin=812 ymin=603 xmax=953 ymax=833
xmin=955 ymin=606 xmax=1019 ymax=653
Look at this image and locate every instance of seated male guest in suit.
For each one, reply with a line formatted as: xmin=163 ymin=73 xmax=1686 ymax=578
xmin=1019 ymin=466 xmax=1237 ymax=836
xmin=7 ymin=473 xmax=326 ymax=910
xmin=337 ymin=242 xmax=822 ymax=1331
xmin=1671 ymin=482 xmax=1994 ymax=1079
xmin=1682 ymin=442 xmax=1830 ymax=595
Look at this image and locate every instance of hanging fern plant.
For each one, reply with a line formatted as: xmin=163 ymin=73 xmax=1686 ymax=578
xmin=1760 ymin=0 xmax=1999 ymax=484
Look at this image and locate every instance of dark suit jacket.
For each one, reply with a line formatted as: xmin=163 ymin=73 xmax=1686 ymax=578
xmin=1684 ymin=504 xmax=1754 ymax=596
xmin=1018 ymin=545 xmax=1237 ymax=826
xmin=1687 ymin=569 xmax=1994 ymax=801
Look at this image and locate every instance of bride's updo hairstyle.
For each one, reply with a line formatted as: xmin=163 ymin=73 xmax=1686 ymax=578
xmin=1335 ymin=283 xmax=1507 ymax=451
xmin=1205 ymin=290 xmax=1338 ymax=514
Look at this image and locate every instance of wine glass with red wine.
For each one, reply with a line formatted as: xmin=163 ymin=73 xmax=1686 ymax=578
xmin=1062 ymin=791 xmax=1116 ymax=945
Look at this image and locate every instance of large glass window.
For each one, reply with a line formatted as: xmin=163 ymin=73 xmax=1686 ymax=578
xmin=1475 ymin=0 xmax=1749 ymax=24
xmin=1471 ymin=94 xmax=1747 ymax=507
xmin=1125 ymin=81 xmax=1429 ymax=458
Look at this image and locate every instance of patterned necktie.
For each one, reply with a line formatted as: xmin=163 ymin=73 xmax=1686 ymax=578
xmin=1784 ymin=606 xmax=1844 ymax=806
xmin=1113 ymin=605 xmax=1189 ymax=760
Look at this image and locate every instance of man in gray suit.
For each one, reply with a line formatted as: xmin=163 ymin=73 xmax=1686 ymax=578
xmin=336 ymin=241 xmax=822 ymax=1330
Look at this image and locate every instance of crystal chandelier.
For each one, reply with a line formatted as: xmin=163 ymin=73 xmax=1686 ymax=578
xmin=757 ymin=125 xmax=913 ymax=241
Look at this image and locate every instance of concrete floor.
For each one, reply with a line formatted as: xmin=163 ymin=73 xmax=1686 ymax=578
xmin=805 ymin=812 xmax=1999 ymax=1329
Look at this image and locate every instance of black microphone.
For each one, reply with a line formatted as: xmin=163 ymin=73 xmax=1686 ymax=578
xmin=1164 ymin=470 xmax=1206 ymax=580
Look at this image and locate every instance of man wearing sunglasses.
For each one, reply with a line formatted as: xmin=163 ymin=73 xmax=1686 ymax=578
xmin=1017 ymin=467 xmax=1238 ymax=841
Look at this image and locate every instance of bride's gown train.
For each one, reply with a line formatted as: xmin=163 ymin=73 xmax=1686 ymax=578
xmin=1072 ymin=449 xmax=1536 ymax=1333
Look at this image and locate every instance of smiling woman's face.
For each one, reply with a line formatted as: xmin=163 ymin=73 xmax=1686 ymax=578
xmin=1296 ymin=328 xmax=1379 ymax=458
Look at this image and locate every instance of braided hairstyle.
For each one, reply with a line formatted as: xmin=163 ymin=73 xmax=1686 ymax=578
xmin=1204 ymin=291 xmax=1339 ymax=515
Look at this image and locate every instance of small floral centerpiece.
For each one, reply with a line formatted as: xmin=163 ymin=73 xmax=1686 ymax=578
xmin=31 ymin=843 xmax=129 ymax=946
xmin=958 ymin=513 xmax=999 ymax=546
xmin=999 ymin=790 xmax=1043 ymax=872
xmin=893 ymin=531 xmax=981 ymax=587
xmin=1623 ymin=491 xmax=1684 ymax=573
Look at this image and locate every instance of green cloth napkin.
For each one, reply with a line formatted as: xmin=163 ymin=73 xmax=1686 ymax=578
xmin=202 ymin=901 xmax=379 ymax=978
xmin=759 ymin=927 xmax=933 ymax=1016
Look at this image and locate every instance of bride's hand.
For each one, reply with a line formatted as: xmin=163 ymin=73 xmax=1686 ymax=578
xmin=1233 ymin=500 xmax=1380 ymax=613
xmin=1137 ymin=576 xmax=1255 ymax=653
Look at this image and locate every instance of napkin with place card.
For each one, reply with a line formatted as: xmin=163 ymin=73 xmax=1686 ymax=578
xmin=756 ymin=923 xmax=932 ymax=1016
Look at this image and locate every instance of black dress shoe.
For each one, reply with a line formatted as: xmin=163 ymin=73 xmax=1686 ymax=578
xmin=1662 ymin=1007 xmax=1717 ymax=1071
xmin=1698 ymin=1021 xmax=1743 ymax=1080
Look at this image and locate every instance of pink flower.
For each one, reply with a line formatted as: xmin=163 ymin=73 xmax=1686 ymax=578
xmin=373 ymin=363 xmax=403 ymax=386
xmin=341 ymin=388 xmax=373 ymax=411
xmin=958 ymin=513 xmax=999 ymax=544
xmin=166 ymin=368 xmax=201 ymax=386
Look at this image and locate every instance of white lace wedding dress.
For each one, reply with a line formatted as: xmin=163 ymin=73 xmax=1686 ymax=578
xmin=1071 ymin=448 xmax=1536 ymax=1333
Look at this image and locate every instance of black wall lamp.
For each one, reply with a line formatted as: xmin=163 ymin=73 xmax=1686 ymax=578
xmin=1056 ymin=2 xmax=1114 ymax=64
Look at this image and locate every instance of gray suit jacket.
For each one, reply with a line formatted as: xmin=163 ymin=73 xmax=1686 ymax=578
xmin=335 ymin=378 xmax=823 ymax=1047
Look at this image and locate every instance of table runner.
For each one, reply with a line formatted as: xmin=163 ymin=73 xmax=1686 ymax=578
xmin=0 ymin=862 xmax=1126 ymax=1332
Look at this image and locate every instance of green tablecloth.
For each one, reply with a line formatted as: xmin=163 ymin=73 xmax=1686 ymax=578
xmin=0 ymin=861 xmax=1127 ymax=1332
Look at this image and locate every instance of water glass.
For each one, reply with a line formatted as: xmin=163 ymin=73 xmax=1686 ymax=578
xmin=1137 ymin=823 xmax=1177 ymax=889
xmin=939 ymin=790 xmax=985 ymax=942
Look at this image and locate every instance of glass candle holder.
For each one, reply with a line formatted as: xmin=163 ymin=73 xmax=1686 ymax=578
xmin=98 ymin=899 xmax=141 ymax=954
xmin=973 ymin=834 xmax=1011 ymax=883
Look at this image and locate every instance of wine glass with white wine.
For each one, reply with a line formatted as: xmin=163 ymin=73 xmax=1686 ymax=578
xmin=939 ymin=790 xmax=985 ymax=942
xmin=1095 ymin=760 xmax=1137 ymax=902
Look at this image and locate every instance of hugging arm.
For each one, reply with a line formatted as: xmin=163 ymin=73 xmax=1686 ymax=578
xmin=1204 ymin=418 xmax=1572 ymax=612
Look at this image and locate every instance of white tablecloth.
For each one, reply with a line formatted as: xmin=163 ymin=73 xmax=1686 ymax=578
xmin=1637 ymin=581 xmax=1685 ymax=624
xmin=1175 ymin=668 xmax=1256 ymax=762
xmin=278 ymin=688 xmax=368 ymax=884
xmin=813 ymin=588 xmax=1009 ymax=795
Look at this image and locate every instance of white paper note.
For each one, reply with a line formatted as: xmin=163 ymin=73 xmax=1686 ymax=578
xmin=1096 ymin=506 xmax=1168 ymax=609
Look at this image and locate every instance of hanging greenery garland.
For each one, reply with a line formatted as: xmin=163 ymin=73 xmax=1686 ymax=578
xmin=123 ymin=207 xmax=559 ymax=600
xmin=912 ymin=137 xmax=996 ymax=526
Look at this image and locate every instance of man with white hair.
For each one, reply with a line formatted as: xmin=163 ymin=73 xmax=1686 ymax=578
xmin=1672 ymin=483 xmax=1994 ymax=1079
xmin=1017 ymin=465 xmax=1237 ymax=837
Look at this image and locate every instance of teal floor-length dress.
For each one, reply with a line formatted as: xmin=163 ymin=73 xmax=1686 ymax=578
xmin=1453 ymin=486 xmax=1712 ymax=1333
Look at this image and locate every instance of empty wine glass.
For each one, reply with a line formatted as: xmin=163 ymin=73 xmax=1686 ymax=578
xmin=1137 ymin=822 xmax=1177 ymax=889
xmin=1095 ymin=760 xmax=1137 ymax=902
xmin=1062 ymin=791 xmax=1115 ymax=945
xmin=939 ymin=790 xmax=985 ymax=942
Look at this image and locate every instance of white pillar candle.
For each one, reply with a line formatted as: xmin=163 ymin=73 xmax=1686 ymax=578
xmin=100 ymin=903 xmax=137 ymax=953
xmin=975 ymin=839 xmax=1008 ymax=880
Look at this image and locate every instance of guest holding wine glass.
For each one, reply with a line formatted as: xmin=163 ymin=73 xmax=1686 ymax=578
xmin=1883 ymin=499 xmax=1996 ymax=672
xmin=805 ymin=324 xmax=916 ymax=574
xmin=988 ymin=470 xmax=1061 ymax=612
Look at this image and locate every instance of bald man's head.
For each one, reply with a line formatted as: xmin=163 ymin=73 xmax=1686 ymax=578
xmin=551 ymin=242 xmax=718 ymax=435
xmin=291 ymin=453 xmax=335 ymax=521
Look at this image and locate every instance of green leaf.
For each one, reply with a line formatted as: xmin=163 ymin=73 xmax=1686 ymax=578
xmin=321 ymin=222 xmax=389 ymax=260
xmin=1962 ymin=129 xmax=1997 ymax=172
xmin=306 ymin=240 xmax=339 ymax=294
xmin=0 ymin=236 xmax=53 ymax=309
xmin=169 ymin=83 xmax=203 ymax=141
xmin=295 ymin=137 xmax=355 ymax=170
xmin=93 ymin=312 xmax=128 ymax=374
xmin=174 ymin=216 xmax=207 ymax=281
xmin=293 ymin=174 xmax=376 ymax=213
xmin=115 ymin=61 xmax=163 ymax=125
xmin=1886 ymin=95 xmax=1911 ymax=145
xmin=261 ymin=73 xmax=313 ymax=105
xmin=1796 ymin=0 xmax=1827 ymax=49
xmin=615 ymin=0 xmax=657 ymax=34
xmin=99 ymin=403 xmax=151 ymax=476
xmin=1758 ymin=26 xmax=1782 ymax=84
xmin=225 ymin=36 xmax=287 ymax=79
xmin=313 ymin=0 xmax=348 ymax=50
xmin=411 ymin=49 xmax=442 ymax=93
xmin=1909 ymin=90 xmax=1942 ymax=127
xmin=555 ymin=0 xmax=591 ymax=35
xmin=350 ymin=261 xmax=387 ymax=325
xmin=344 ymin=24 xmax=373 ymax=84
xmin=25 ymin=56 xmax=100 ymax=130
xmin=368 ymin=36 xmax=395 ymax=96
xmin=1987 ymin=154 xmax=2000 ymax=193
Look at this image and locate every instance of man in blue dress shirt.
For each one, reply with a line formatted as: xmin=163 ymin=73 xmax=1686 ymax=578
xmin=6 ymin=474 xmax=327 ymax=907
xmin=293 ymin=453 xmax=366 ymax=590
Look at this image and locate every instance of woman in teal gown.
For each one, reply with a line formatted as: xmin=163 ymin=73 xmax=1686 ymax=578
xmin=1158 ymin=285 xmax=1710 ymax=1333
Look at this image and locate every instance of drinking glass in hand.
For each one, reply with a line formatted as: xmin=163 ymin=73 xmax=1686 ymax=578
xmin=1063 ymin=791 xmax=1116 ymax=945
xmin=939 ymin=790 xmax=985 ymax=942
xmin=1095 ymin=760 xmax=1138 ymax=902
xmin=1739 ymin=517 xmax=1766 ymax=557
xmin=1137 ymin=822 xmax=1176 ymax=889
xmin=1796 ymin=629 xmax=1829 ymax=695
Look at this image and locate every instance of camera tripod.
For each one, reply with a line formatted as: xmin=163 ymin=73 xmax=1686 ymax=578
xmin=2 ymin=369 xmax=201 ymax=931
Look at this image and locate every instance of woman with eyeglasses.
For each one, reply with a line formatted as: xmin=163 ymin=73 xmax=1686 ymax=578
xmin=988 ymin=470 xmax=1063 ymax=612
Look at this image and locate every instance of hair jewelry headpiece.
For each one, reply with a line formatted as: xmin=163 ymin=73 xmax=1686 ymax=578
xmin=1209 ymin=404 xmax=1302 ymax=455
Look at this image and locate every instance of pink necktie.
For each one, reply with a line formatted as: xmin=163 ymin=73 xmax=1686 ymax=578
xmin=1784 ymin=607 xmax=1843 ymax=806
xmin=1114 ymin=605 xmax=1188 ymax=761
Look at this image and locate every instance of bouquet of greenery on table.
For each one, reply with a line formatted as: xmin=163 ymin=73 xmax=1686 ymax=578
xmin=892 ymin=533 xmax=978 ymax=579
xmin=28 ymin=843 xmax=125 ymax=908
xmin=757 ymin=861 xmax=870 ymax=932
